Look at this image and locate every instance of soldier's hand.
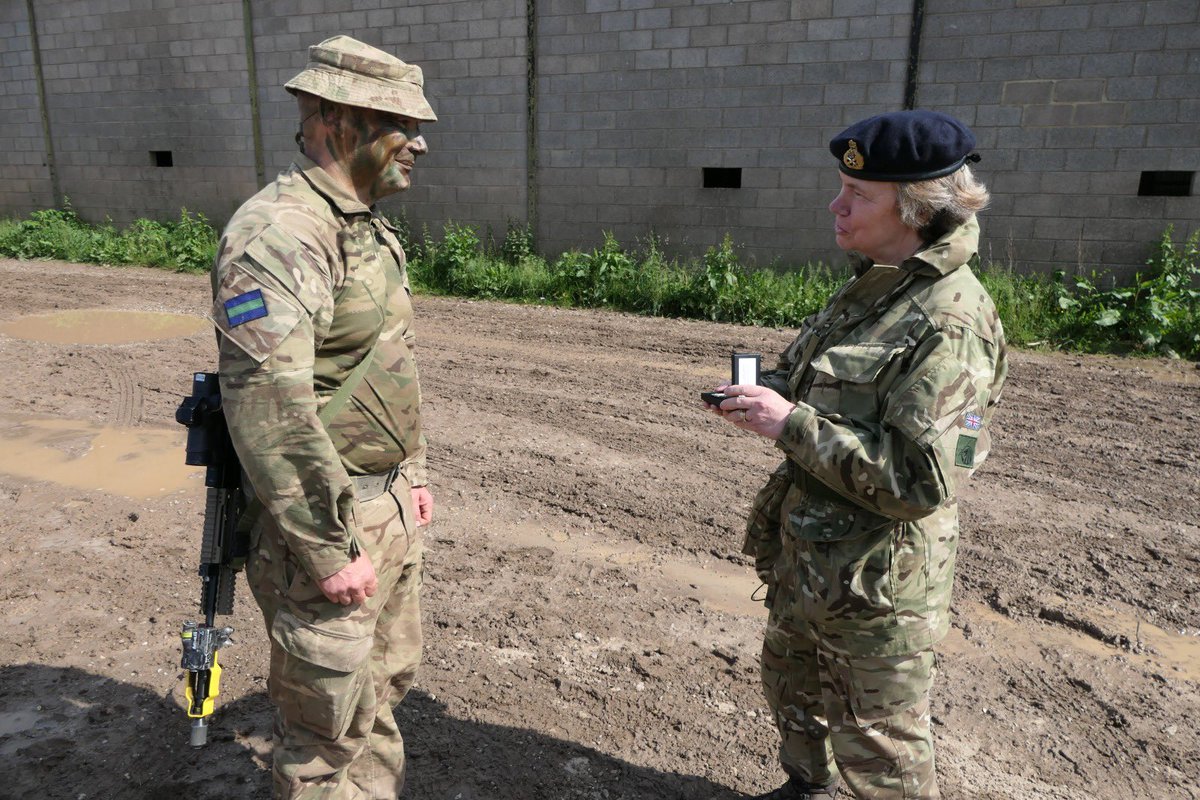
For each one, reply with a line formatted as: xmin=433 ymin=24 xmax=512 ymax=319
xmin=716 ymin=384 xmax=796 ymax=440
xmin=317 ymin=550 xmax=379 ymax=606
xmin=412 ymin=485 xmax=434 ymax=526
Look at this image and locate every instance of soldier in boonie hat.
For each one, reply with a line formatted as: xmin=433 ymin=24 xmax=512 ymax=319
xmin=209 ymin=33 xmax=438 ymax=800
xmin=285 ymin=34 xmax=437 ymax=122
xmin=708 ymin=107 xmax=1007 ymax=800
xmin=283 ymin=35 xmax=437 ymax=204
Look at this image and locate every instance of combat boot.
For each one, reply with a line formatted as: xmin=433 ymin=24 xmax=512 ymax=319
xmin=748 ymin=776 xmax=841 ymax=799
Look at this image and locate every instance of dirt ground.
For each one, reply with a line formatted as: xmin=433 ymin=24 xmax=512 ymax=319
xmin=0 ymin=257 xmax=1197 ymax=800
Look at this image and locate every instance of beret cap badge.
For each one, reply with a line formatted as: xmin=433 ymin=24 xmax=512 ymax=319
xmin=829 ymin=110 xmax=978 ymax=182
xmin=843 ymin=140 xmax=864 ymax=171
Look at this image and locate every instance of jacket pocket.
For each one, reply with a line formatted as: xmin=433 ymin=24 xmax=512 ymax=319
xmin=805 ymin=343 xmax=906 ymax=421
xmin=741 ymin=464 xmax=794 ymax=609
xmin=789 ymin=508 xmax=902 ymax=642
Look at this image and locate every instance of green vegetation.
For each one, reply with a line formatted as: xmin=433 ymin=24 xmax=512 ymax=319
xmin=402 ymin=219 xmax=844 ymax=327
xmin=1 ymin=204 xmax=1197 ymax=359
xmin=1050 ymin=228 xmax=1200 ymax=359
xmin=0 ymin=202 xmax=216 ymax=273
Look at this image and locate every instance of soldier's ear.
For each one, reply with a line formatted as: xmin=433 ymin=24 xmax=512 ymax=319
xmin=319 ymin=99 xmax=342 ymax=127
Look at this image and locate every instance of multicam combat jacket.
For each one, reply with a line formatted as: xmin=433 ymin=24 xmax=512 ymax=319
xmin=211 ymin=154 xmax=426 ymax=582
xmin=745 ymin=217 xmax=1008 ymax=657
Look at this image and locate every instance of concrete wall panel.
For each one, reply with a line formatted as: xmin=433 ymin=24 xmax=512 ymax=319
xmin=0 ymin=0 xmax=1196 ymax=278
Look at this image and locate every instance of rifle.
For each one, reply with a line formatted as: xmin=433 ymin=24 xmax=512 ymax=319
xmin=175 ymin=372 xmax=248 ymax=747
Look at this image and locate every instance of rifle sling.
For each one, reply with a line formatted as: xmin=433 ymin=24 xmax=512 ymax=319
xmin=318 ymin=339 xmax=378 ymax=426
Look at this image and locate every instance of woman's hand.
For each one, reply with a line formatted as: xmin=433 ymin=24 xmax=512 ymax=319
xmin=704 ymin=383 xmax=796 ymax=440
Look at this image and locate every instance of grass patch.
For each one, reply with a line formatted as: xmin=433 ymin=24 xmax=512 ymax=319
xmin=2 ymin=204 xmax=1196 ymax=359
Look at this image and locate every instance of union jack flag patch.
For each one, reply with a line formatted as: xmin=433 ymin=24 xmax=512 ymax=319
xmin=964 ymin=412 xmax=983 ymax=431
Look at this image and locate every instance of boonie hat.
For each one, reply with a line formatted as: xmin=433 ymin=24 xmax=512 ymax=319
xmin=830 ymin=110 xmax=978 ymax=182
xmin=285 ymin=35 xmax=437 ymax=122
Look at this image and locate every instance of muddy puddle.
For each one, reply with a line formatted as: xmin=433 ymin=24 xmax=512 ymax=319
xmin=0 ymin=414 xmax=200 ymax=498
xmin=0 ymin=309 xmax=207 ymax=345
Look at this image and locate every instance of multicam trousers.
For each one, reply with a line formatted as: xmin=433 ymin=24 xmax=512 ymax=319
xmin=761 ymin=610 xmax=939 ymax=800
xmin=246 ymin=479 xmax=424 ymax=800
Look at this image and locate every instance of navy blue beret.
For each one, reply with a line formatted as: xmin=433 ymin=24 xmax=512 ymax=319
xmin=829 ymin=110 xmax=980 ymax=182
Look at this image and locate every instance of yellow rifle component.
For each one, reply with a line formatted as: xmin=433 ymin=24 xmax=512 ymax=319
xmin=184 ymin=651 xmax=223 ymax=719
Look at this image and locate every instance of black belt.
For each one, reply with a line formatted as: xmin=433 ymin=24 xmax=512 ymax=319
xmin=352 ymin=465 xmax=401 ymax=502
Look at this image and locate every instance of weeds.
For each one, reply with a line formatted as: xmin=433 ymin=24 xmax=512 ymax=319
xmin=0 ymin=202 xmax=215 ymax=273
xmin=500 ymin=219 xmax=536 ymax=266
xmin=2 ymin=204 xmax=1196 ymax=359
xmin=1050 ymin=228 xmax=1199 ymax=358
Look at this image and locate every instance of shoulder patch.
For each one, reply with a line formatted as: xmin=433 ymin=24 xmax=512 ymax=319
xmin=212 ymin=261 xmax=306 ymax=366
xmin=955 ymin=434 xmax=977 ymax=468
xmin=224 ymin=289 xmax=268 ymax=327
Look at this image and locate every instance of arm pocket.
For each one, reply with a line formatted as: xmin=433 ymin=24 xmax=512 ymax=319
xmin=211 ymin=262 xmax=306 ymax=366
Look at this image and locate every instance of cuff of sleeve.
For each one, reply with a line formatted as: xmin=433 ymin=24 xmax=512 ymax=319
xmin=400 ymin=459 xmax=427 ymax=488
xmin=299 ymin=542 xmax=354 ymax=582
xmin=774 ymin=402 xmax=817 ymax=461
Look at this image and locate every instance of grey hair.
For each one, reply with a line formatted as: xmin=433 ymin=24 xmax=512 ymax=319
xmin=895 ymin=165 xmax=990 ymax=242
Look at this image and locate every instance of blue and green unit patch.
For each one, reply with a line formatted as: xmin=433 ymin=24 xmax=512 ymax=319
xmin=224 ymin=289 xmax=268 ymax=327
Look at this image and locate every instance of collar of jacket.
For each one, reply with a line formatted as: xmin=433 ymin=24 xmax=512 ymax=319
xmin=908 ymin=215 xmax=980 ymax=277
xmin=293 ymin=152 xmax=374 ymax=217
xmin=849 ymin=215 xmax=980 ymax=278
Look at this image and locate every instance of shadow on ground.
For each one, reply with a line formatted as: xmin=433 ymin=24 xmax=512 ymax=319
xmin=0 ymin=665 xmax=741 ymax=800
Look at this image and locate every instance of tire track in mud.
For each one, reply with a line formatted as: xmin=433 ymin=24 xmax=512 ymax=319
xmin=420 ymin=310 xmax=785 ymax=555
xmin=89 ymin=349 xmax=144 ymax=427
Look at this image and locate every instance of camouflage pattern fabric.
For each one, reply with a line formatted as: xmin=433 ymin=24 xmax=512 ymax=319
xmin=246 ymin=480 xmax=423 ymax=799
xmin=743 ymin=460 xmax=791 ymax=606
xmin=213 ymin=152 xmax=426 ymax=582
xmin=285 ymin=35 xmax=437 ymax=122
xmin=744 ymin=217 xmax=1007 ymax=796
xmin=745 ymin=216 xmax=1007 ymax=657
xmin=212 ymin=152 xmax=428 ymax=798
xmin=762 ymin=614 xmax=938 ymax=798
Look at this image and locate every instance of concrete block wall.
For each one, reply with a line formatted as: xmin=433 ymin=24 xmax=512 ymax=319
xmin=0 ymin=2 xmax=54 ymax=216
xmin=248 ymin=0 xmax=528 ymax=235
xmin=918 ymin=0 xmax=1200 ymax=275
xmin=2 ymin=0 xmax=1197 ymax=278
xmin=535 ymin=0 xmax=914 ymax=266
xmin=21 ymin=0 xmax=260 ymax=226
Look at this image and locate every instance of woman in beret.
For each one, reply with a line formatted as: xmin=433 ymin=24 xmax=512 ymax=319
xmin=707 ymin=110 xmax=1008 ymax=800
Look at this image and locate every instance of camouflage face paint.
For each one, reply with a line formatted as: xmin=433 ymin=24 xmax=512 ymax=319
xmin=338 ymin=107 xmax=424 ymax=204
